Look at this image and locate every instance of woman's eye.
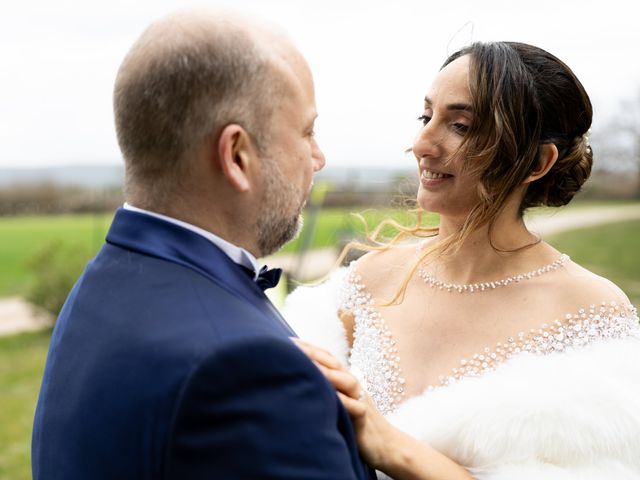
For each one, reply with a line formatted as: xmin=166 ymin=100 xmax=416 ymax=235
xmin=417 ymin=115 xmax=431 ymax=126
xmin=452 ymin=123 xmax=469 ymax=135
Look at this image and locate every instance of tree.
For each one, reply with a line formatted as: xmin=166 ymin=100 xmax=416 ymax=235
xmin=593 ymin=88 xmax=640 ymax=197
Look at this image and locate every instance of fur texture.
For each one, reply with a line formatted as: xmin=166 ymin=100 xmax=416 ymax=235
xmin=283 ymin=274 xmax=640 ymax=479
xmin=284 ymin=269 xmax=351 ymax=365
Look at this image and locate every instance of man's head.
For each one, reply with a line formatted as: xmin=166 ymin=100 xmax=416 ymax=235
xmin=113 ymin=10 xmax=325 ymax=256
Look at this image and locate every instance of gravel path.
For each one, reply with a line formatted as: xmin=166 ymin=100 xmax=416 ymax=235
xmin=0 ymin=297 xmax=52 ymax=337
xmin=524 ymin=203 xmax=640 ymax=237
xmin=2 ymin=203 xmax=639 ymax=336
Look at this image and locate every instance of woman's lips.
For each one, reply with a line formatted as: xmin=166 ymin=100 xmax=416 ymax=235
xmin=421 ymin=169 xmax=453 ymax=180
xmin=420 ymin=169 xmax=454 ymax=188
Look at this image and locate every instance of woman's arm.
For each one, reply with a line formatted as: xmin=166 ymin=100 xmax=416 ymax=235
xmin=292 ymin=338 xmax=474 ymax=480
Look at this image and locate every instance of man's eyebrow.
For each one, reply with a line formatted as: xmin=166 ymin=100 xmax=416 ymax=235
xmin=424 ymin=96 xmax=473 ymax=113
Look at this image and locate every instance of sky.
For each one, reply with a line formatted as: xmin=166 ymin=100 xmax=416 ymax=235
xmin=1 ymin=0 xmax=639 ymax=170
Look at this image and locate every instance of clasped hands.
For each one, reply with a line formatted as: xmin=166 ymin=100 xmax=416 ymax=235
xmin=291 ymin=338 xmax=409 ymax=471
xmin=291 ymin=338 xmax=474 ymax=480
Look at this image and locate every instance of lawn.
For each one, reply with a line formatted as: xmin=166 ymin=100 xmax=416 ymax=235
xmin=0 ymin=203 xmax=637 ymax=301
xmin=548 ymin=220 xmax=640 ymax=305
xmin=0 ymin=330 xmax=51 ymax=480
xmin=0 ymin=200 xmax=636 ymax=297
xmin=0 ymin=214 xmax=113 ymax=296
xmin=281 ymin=207 xmax=439 ymax=252
xmin=0 ymin=208 xmax=437 ymax=298
xmin=0 ymin=215 xmax=639 ymax=479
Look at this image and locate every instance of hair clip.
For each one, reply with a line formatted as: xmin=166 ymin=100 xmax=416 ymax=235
xmin=583 ymin=129 xmax=591 ymax=154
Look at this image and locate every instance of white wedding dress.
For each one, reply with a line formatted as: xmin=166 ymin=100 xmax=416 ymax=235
xmin=283 ymin=264 xmax=640 ymax=480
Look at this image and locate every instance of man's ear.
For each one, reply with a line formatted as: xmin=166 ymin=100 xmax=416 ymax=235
xmin=523 ymin=143 xmax=559 ymax=184
xmin=216 ymin=124 xmax=257 ymax=192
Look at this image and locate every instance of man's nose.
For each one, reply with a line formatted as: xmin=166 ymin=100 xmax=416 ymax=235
xmin=312 ymin=141 xmax=326 ymax=172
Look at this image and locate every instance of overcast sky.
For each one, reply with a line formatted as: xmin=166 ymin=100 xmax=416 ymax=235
xmin=1 ymin=0 xmax=639 ymax=170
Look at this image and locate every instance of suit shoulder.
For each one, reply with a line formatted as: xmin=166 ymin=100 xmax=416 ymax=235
xmin=168 ymin=336 xmax=338 ymax=432
xmin=164 ymin=336 xmax=365 ymax=478
xmin=179 ymin=336 xmax=324 ymax=391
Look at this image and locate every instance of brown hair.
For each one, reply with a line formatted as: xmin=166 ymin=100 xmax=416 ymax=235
xmin=113 ymin=15 xmax=280 ymax=205
xmin=342 ymin=42 xmax=594 ymax=304
xmin=448 ymin=41 xmax=593 ymax=216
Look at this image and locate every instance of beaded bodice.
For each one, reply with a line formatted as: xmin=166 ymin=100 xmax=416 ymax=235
xmin=340 ymin=262 xmax=640 ymax=415
xmin=340 ymin=266 xmax=407 ymax=415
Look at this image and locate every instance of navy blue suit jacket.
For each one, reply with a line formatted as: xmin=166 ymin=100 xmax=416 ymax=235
xmin=32 ymin=208 xmax=374 ymax=479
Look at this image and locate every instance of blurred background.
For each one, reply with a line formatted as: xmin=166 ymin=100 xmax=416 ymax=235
xmin=1 ymin=0 xmax=639 ymax=478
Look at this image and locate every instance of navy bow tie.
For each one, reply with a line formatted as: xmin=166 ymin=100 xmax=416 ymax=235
xmin=255 ymin=265 xmax=283 ymax=291
xmin=240 ymin=264 xmax=283 ymax=291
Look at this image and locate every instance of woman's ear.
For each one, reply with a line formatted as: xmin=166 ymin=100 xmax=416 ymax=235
xmin=524 ymin=143 xmax=559 ymax=184
xmin=216 ymin=124 xmax=257 ymax=192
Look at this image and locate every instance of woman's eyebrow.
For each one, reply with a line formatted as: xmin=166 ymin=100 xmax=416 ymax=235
xmin=424 ymin=96 xmax=473 ymax=112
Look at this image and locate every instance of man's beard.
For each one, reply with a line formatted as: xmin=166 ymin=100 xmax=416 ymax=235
xmin=256 ymin=158 xmax=305 ymax=257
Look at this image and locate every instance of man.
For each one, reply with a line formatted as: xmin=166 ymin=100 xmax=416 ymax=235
xmin=32 ymin=10 xmax=373 ymax=479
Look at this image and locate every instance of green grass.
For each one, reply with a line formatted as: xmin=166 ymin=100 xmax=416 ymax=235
xmin=280 ymin=207 xmax=439 ymax=253
xmin=553 ymin=198 xmax=639 ymax=209
xmin=526 ymin=198 xmax=639 ymax=217
xmin=0 ymin=329 xmax=51 ymax=480
xmin=548 ymin=220 xmax=640 ymax=305
xmin=0 ymin=212 xmax=638 ymax=479
xmin=0 ymin=214 xmax=113 ymax=296
xmin=0 ymin=209 xmax=436 ymax=297
xmin=1 ymin=205 xmax=638 ymax=299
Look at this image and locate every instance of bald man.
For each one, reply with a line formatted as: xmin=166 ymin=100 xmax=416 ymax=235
xmin=32 ymin=11 xmax=374 ymax=480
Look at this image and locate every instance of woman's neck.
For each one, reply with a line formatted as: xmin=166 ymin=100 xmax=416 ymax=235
xmin=425 ymin=207 xmax=555 ymax=285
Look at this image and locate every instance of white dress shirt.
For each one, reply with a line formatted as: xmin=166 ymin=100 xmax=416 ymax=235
xmin=123 ymin=203 xmax=261 ymax=279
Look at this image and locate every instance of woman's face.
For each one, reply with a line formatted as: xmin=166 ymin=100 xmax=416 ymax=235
xmin=413 ymin=55 xmax=481 ymax=219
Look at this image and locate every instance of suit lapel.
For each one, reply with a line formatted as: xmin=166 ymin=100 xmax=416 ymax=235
xmin=106 ymin=208 xmax=295 ymax=336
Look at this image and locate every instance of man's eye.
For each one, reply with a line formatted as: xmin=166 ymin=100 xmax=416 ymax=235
xmin=417 ymin=115 xmax=431 ymax=126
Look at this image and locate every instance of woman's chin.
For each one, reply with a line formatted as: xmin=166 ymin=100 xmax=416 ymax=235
xmin=416 ymin=191 xmax=444 ymax=213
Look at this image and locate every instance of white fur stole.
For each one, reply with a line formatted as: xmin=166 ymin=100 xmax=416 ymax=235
xmin=283 ymin=273 xmax=640 ymax=479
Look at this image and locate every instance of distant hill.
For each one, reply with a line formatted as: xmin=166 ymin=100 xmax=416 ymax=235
xmin=317 ymin=166 xmax=416 ymax=189
xmin=0 ymin=164 xmax=416 ymax=190
xmin=0 ymin=165 xmax=125 ymax=188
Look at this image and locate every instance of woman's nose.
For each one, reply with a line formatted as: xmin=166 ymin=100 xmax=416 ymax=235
xmin=412 ymin=123 xmax=442 ymax=160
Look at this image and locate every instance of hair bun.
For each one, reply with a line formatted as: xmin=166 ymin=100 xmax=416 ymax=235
xmin=531 ymin=134 xmax=593 ymax=208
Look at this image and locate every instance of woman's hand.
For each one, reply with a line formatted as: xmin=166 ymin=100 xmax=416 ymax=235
xmin=291 ymin=338 xmax=395 ymax=468
xmin=291 ymin=337 xmax=474 ymax=480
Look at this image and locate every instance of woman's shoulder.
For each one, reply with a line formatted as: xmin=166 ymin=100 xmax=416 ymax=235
xmin=557 ymin=257 xmax=633 ymax=308
xmin=350 ymin=242 xmax=421 ymax=295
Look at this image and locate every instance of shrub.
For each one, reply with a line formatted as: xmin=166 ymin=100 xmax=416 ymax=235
xmin=27 ymin=240 xmax=91 ymax=316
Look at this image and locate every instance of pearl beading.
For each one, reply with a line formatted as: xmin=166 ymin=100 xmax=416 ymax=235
xmin=417 ymin=253 xmax=569 ymax=293
xmin=427 ymin=301 xmax=640 ymax=392
xmin=341 ymin=262 xmax=640 ymax=414
xmin=340 ymin=264 xmax=406 ymax=415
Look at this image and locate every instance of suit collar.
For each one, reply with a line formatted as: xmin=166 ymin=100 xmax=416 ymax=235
xmin=121 ymin=203 xmax=262 ymax=278
xmin=106 ymin=208 xmax=295 ymax=336
xmin=106 ymin=208 xmax=263 ymax=299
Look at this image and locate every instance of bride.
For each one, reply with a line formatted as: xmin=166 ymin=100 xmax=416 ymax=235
xmin=284 ymin=41 xmax=640 ymax=479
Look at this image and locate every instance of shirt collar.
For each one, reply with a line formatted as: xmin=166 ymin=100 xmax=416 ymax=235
xmin=123 ymin=203 xmax=261 ymax=279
